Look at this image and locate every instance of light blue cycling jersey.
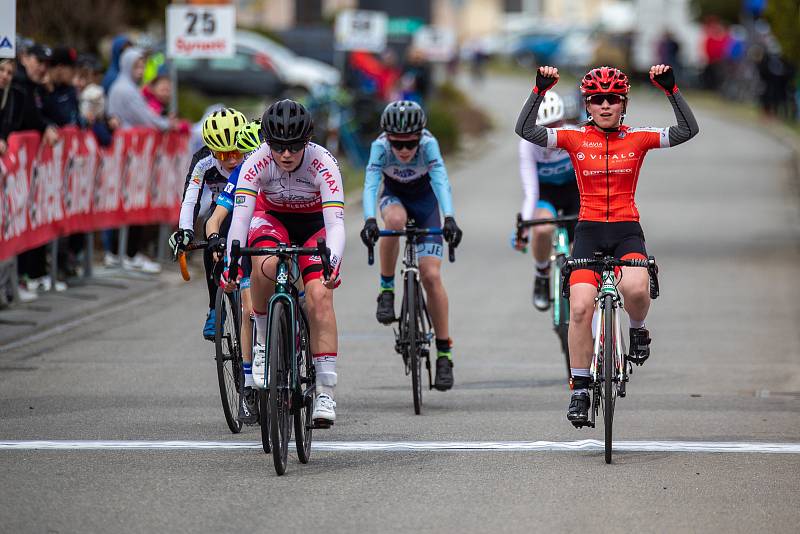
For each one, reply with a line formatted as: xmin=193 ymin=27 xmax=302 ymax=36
xmin=362 ymin=130 xmax=454 ymax=220
xmin=216 ymin=165 xmax=242 ymax=211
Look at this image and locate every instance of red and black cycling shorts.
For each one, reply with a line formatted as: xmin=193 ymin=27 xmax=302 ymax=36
xmin=569 ymin=221 xmax=648 ymax=286
xmin=248 ymin=210 xmax=328 ymax=285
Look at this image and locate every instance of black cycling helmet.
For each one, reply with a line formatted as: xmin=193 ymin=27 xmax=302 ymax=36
xmin=261 ymin=99 xmax=314 ymax=143
xmin=380 ymin=100 xmax=427 ymax=134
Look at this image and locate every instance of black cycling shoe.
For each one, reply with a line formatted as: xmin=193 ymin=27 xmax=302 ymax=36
xmin=628 ymin=327 xmax=651 ymax=365
xmin=533 ymin=274 xmax=550 ymax=311
xmin=238 ymin=387 xmax=259 ymax=425
xmin=567 ymin=391 xmax=591 ymax=427
xmin=433 ymin=357 xmax=454 ymax=391
xmin=376 ymin=291 xmax=396 ymax=324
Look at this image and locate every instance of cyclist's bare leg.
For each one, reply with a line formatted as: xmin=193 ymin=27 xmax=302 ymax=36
xmin=617 ymin=267 xmax=650 ymax=324
xmin=419 ymin=256 xmax=448 ymax=339
xmin=531 ymin=207 xmax=555 ymax=264
xmin=379 ymin=203 xmax=407 ymax=277
xmin=304 ymin=279 xmax=338 ymax=355
xmin=250 ymin=255 xmax=278 ymax=343
xmin=241 ymin=287 xmax=253 ymax=363
xmin=568 ymin=283 xmax=598 ymax=370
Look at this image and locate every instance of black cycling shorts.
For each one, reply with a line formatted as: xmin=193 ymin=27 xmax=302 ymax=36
xmin=570 ymin=221 xmax=648 ymax=286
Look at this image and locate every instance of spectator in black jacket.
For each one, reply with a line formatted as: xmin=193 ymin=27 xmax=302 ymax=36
xmin=42 ymin=46 xmax=83 ymax=127
xmin=14 ymin=44 xmax=59 ymax=145
xmin=0 ymin=58 xmax=21 ymax=156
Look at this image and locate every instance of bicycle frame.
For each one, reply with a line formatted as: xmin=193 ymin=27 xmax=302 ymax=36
xmin=395 ymin=230 xmax=434 ymax=375
xmin=590 ymin=272 xmax=628 ymax=403
xmin=551 ymin=225 xmax=571 ymax=329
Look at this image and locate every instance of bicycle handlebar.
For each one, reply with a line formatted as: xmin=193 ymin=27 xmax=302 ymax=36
xmin=228 ymin=238 xmax=332 ymax=284
xmin=516 ymin=213 xmax=579 ymax=229
xmin=560 ymin=255 xmax=659 ymax=300
xmin=175 ymin=240 xmax=209 ymax=281
xmin=366 ymin=227 xmax=455 ymax=264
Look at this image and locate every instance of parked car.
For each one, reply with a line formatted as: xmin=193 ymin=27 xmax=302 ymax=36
xmin=508 ymin=25 xmax=597 ymax=71
xmin=173 ymin=46 xmax=286 ymax=97
xmin=236 ymin=30 xmax=341 ymax=92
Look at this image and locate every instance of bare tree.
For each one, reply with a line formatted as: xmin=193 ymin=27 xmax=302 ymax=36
xmin=18 ymin=0 xmax=126 ymax=53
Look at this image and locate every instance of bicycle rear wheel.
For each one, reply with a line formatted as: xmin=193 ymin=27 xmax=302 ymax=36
xmin=269 ymin=300 xmax=292 ymax=475
xmin=294 ymin=307 xmax=313 ymax=464
xmin=603 ymin=294 xmax=615 ymax=464
xmin=553 ymin=263 xmax=571 ymax=383
xmin=215 ymin=287 xmax=243 ymax=434
xmin=405 ymin=274 xmax=422 ymax=415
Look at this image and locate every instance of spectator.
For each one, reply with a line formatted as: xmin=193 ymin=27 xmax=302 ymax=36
xmin=758 ymin=39 xmax=795 ymax=118
xmin=73 ymin=53 xmax=103 ymax=94
xmin=400 ymin=48 xmax=431 ymax=104
xmin=101 ymin=35 xmax=131 ymax=95
xmin=108 ymin=47 xmax=171 ymax=130
xmin=142 ymin=67 xmax=172 ymax=117
xmin=107 ymin=47 xmax=168 ymax=274
xmin=42 ymin=46 xmax=82 ymax=127
xmin=657 ymin=31 xmax=682 ymax=79
xmin=701 ymin=17 xmax=731 ymax=90
xmin=80 ymin=84 xmax=118 ymax=147
xmin=0 ymin=58 xmax=21 ymax=156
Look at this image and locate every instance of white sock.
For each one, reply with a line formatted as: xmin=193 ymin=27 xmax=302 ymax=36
xmin=254 ymin=312 xmax=267 ymax=345
xmin=629 ymin=318 xmax=645 ymax=329
xmin=535 ymin=260 xmax=550 ymax=272
xmin=314 ymin=353 xmax=337 ymax=398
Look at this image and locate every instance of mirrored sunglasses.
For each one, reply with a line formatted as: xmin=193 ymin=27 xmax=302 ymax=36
xmin=586 ymin=94 xmax=626 ymax=106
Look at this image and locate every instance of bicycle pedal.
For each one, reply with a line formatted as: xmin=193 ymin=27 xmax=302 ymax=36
xmin=312 ymin=419 xmax=333 ymax=429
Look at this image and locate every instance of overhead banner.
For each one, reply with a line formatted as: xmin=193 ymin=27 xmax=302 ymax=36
xmin=0 ymin=128 xmax=191 ymax=262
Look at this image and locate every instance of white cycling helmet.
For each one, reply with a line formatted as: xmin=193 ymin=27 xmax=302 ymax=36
xmin=536 ymin=91 xmax=565 ymax=125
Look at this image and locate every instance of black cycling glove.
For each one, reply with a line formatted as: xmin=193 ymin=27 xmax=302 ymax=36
xmin=443 ymin=216 xmax=462 ymax=248
xmin=651 ymin=67 xmax=677 ymax=95
xmin=535 ymin=70 xmax=558 ymax=95
xmin=207 ymin=233 xmax=225 ymax=255
xmin=360 ymin=218 xmax=380 ymax=246
xmin=168 ymin=228 xmax=194 ymax=256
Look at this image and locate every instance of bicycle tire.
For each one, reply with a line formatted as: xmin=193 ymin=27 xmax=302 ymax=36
xmin=269 ymin=300 xmax=292 ymax=475
xmin=603 ymin=293 xmax=615 ymax=464
xmin=406 ymin=274 xmax=422 ymax=415
xmin=294 ymin=306 xmax=313 ymax=464
xmin=553 ymin=253 xmax=571 ymax=383
xmin=214 ymin=287 xmax=243 ymax=434
xmin=259 ymin=389 xmax=270 ymax=453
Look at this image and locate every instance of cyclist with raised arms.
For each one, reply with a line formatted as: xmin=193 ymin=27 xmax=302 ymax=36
xmin=204 ymin=119 xmax=263 ymax=424
xmin=360 ymin=100 xmax=463 ymax=391
xmin=515 ymin=64 xmax=699 ymax=426
xmin=225 ymin=100 xmax=345 ymax=426
xmin=169 ymin=108 xmax=248 ymax=340
xmin=514 ymin=90 xmax=580 ymax=310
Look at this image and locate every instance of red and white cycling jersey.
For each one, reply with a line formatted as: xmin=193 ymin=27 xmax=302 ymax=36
xmin=546 ymin=124 xmax=669 ymax=222
xmin=226 ymin=142 xmax=345 ymax=272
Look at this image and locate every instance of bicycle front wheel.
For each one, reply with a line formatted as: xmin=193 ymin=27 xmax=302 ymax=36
xmin=405 ymin=274 xmax=422 ymax=415
xmin=269 ymin=300 xmax=292 ymax=475
xmin=215 ymin=287 xmax=243 ymax=434
xmin=603 ymin=293 xmax=615 ymax=464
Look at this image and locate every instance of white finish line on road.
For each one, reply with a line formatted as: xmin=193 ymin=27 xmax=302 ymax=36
xmin=2 ymin=440 xmax=800 ymax=454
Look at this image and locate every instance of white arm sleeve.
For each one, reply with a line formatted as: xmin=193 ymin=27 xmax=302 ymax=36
xmin=179 ymin=163 xmax=204 ymax=230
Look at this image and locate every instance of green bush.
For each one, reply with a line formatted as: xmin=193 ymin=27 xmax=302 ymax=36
xmin=426 ymin=100 xmax=460 ymax=155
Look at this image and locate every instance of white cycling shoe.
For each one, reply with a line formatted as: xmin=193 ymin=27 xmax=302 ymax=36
xmin=312 ymin=393 xmax=336 ymax=426
xmin=252 ymin=343 xmax=267 ymax=389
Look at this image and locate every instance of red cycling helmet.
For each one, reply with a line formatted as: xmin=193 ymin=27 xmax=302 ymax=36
xmin=580 ymin=66 xmax=630 ymax=96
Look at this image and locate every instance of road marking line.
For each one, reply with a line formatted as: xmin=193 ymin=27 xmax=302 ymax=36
xmin=1 ymin=440 xmax=800 ymax=454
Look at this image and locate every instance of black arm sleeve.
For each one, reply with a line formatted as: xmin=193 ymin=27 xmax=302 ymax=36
xmin=514 ymin=90 xmax=549 ymax=147
xmin=666 ymin=91 xmax=699 ymax=147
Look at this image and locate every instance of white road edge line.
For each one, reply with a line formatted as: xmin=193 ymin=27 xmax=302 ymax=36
xmin=1 ymin=440 xmax=800 ymax=454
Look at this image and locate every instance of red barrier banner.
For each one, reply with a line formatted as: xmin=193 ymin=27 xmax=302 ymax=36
xmin=0 ymin=127 xmax=190 ymax=262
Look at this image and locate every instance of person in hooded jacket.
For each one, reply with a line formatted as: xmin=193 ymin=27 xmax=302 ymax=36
xmin=102 ymin=35 xmax=131 ymax=95
xmin=108 ymin=47 xmax=172 ymax=131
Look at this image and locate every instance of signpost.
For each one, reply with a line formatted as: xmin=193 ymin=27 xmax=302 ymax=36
xmin=0 ymin=0 xmax=16 ymax=59
xmin=412 ymin=26 xmax=457 ymax=62
xmin=166 ymin=3 xmax=236 ymax=59
xmin=334 ymin=9 xmax=388 ymax=53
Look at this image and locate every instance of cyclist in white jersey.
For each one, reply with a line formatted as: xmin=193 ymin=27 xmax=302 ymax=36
xmin=513 ymin=91 xmax=580 ymax=310
xmin=225 ymin=100 xmax=345 ymax=426
xmin=169 ymin=108 xmax=247 ymax=339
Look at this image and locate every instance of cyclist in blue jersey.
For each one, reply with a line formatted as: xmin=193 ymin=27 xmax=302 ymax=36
xmin=513 ymin=91 xmax=580 ymax=310
xmin=360 ymin=100 xmax=463 ymax=391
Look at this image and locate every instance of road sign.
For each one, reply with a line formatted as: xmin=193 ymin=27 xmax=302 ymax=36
xmin=166 ymin=4 xmax=235 ymax=59
xmin=388 ymin=17 xmax=425 ymax=37
xmin=335 ymin=9 xmax=388 ymax=53
xmin=0 ymin=0 xmax=16 ymax=59
xmin=412 ymin=26 xmax=457 ymax=62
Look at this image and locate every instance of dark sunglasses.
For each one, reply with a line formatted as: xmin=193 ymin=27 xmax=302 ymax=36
xmin=389 ymin=138 xmax=420 ymax=150
xmin=270 ymin=140 xmax=307 ymax=154
xmin=586 ymin=94 xmax=626 ymax=106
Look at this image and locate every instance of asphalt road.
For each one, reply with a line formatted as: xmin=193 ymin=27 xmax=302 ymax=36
xmin=2 ymin=74 xmax=799 ymax=533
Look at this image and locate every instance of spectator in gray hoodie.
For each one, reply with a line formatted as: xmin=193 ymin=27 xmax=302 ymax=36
xmin=108 ymin=47 xmax=172 ymax=130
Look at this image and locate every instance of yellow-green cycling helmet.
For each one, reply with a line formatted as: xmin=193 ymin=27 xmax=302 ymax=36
xmin=236 ymin=119 xmax=263 ymax=152
xmin=202 ymin=108 xmax=247 ymax=152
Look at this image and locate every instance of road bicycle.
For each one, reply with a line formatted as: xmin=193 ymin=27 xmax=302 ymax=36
xmin=561 ymin=253 xmax=659 ymax=463
xmin=176 ymin=240 xmax=244 ymax=434
xmin=229 ymin=238 xmax=331 ymax=476
xmin=365 ymin=221 xmax=455 ymax=415
xmin=516 ymin=213 xmax=578 ymax=382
